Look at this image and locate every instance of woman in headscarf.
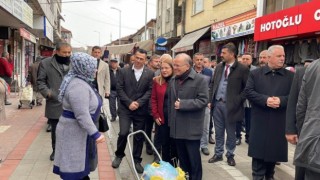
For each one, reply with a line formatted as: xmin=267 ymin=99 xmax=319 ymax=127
xmin=53 ymin=52 xmax=105 ymax=180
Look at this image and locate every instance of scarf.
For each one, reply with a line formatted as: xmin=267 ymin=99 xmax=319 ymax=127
xmin=58 ymin=52 xmax=97 ymax=102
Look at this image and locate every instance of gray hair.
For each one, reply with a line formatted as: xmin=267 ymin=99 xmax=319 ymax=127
xmin=267 ymin=45 xmax=284 ymax=56
xmin=55 ymin=42 xmax=71 ymax=51
xmin=1 ymin=52 xmax=8 ymax=58
xmin=175 ymin=53 xmax=192 ymax=66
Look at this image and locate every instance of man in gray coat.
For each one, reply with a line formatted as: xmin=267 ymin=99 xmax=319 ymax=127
xmin=167 ymin=53 xmax=208 ymax=180
xmin=294 ymin=59 xmax=320 ymax=179
xmin=37 ymin=42 xmax=72 ymax=161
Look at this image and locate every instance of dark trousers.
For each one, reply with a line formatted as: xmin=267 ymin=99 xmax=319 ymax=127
xmin=209 ymin=109 xmax=214 ymax=136
xmin=236 ymin=107 xmax=251 ymax=140
xmin=175 ymin=139 xmax=202 ymax=180
xmin=109 ymin=90 xmax=117 ymax=118
xmin=252 ymin=158 xmax=275 ymax=180
xmin=144 ymin=114 xmax=154 ymax=149
xmin=115 ymin=113 xmax=145 ymax=163
xmin=305 ymin=169 xmax=320 ymax=180
xmin=295 ymin=166 xmax=306 ymax=180
xmin=154 ymin=121 xmax=177 ymax=164
xmin=244 ymin=107 xmax=251 ymax=140
xmin=48 ymin=119 xmax=59 ymax=151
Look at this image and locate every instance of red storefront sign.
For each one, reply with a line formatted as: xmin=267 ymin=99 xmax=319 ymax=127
xmin=254 ymin=0 xmax=320 ymax=41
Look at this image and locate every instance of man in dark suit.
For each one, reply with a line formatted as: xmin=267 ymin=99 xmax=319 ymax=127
xmin=208 ymin=43 xmax=249 ymax=166
xmin=37 ymin=42 xmax=72 ymax=161
xmin=286 ymin=59 xmax=314 ymax=180
xmin=111 ymin=49 xmax=154 ymax=174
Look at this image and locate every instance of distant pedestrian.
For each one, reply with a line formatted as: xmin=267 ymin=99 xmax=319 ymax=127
xmin=37 ymin=42 xmax=72 ymax=161
xmin=102 ymin=47 xmax=109 ymax=62
xmin=145 ymin=54 xmax=161 ymax=155
xmin=53 ymin=52 xmax=105 ymax=180
xmin=0 ymin=52 xmax=13 ymax=105
xmin=193 ymin=52 xmax=213 ymax=156
xmin=28 ymin=56 xmax=45 ymax=106
xmin=245 ymin=45 xmax=293 ymax=180
xmin=167 ymin=53 xmax=208 ymax=180
xmin=208 ymin=43 xmax=249 ymax=167
xmin=109 ymin=58 xmax=120 ymax=122
xmin=235 ymin=53 xmax=257 ymax=145
xmin=294 ymin=59 xmax=320 ymax=179
xmin=91 ymin=46 xmax=110 ymax=119
xmin=111 ymin=49 xmax=154 ymax=174
xmin=258 ymin=50 xmax=268 ymax=67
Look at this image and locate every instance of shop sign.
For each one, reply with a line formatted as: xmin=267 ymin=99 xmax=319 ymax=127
xmin=20 ymin=28 xmax=36 ymax=43
xmin=211 ymin=10 xmax=256 ymax=42
xmin=22 ymin=2 xmax=33 ymax=28
xmin=13 ymin=0 xmax=22 ymax=20
xmin=0 ymin=0 xmax=13 ymax=12
xmin=156 ymin=46 xmax=167 ymax=51
xmin=44 ymin=17 xmax=54 ymax=42
xmin=255 ymin=0 xmax=320 ymax=41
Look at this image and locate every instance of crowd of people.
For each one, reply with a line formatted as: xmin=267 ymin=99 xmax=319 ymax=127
xmin=2 ymin=41 xmax=319 ymax=180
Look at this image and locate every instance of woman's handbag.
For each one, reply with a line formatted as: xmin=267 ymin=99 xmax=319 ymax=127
xmin=98 ymin=111 xmax=109 ymax=132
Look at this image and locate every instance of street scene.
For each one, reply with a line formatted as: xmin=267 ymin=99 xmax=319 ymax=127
xmin=0 ymin=97 xmax=295 ymax=179
xmin=1 ymin=0 xmax=320 ymax=180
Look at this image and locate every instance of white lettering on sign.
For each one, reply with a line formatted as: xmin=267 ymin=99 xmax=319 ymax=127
xmin=260 ymin=14 xmax=302 ymax=32
xmin=315 ymin=9 xmax=320 ymax=21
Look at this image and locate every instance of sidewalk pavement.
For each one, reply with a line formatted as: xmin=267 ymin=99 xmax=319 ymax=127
xmin=0 ymin=94 xmax=116 ymax=180
xmin=0 ymin=94 xmax=297 ymax=180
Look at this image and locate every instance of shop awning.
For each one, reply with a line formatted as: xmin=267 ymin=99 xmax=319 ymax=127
xmin=172 ymin=27 xmax=210 ymax=53
xmin=107 ymin=43 xmax=136 ymax=55
xmin=136 ymin=40 xmax=153 ymax=52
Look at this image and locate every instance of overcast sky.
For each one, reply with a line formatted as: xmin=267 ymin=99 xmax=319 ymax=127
xmin=61 ymin=0 xmax=157 ymax=47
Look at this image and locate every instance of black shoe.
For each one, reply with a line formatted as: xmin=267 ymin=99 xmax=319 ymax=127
xmin=110 ymin=117 xmax=116 ymax=122
xmin=112 ymin=157 xmax=122 ymax=168
xmin=201 ymin=148 xmax=210 ymax=156
xmin=135 ymin=162 xmax=144 ymax=174
xmin=209 ymin=136 xmax=215 ymax=144
xmin=227 ymin=157 xmax=236 ymax=166
xmin=275 ymin=162 xmax=281 ymax=165
xmin=50 ymin=151 xmax=55 ymax=161
xmin=153 ymin=156 xmax=160 ymax=164
xmin=208 ymin=154 xmax=223 ymax=163
xmin=5 ymin=101 xmax=12 ymax=105
xmin=236 ymin=138 xmax=241 ymax=146
xmin=46 ymin=124 xmax=52 ymax=132
xmin=146 ymin=146 xmax=153 ymax=155
xmin=245 ymin=138 xmax=249 ymax=144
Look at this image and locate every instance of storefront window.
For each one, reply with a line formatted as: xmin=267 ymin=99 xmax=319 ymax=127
xmin=266 ymin=0 xmax=297 ymax=15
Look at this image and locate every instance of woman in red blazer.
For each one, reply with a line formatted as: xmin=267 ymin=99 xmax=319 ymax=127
xmin=151 ymin=56 xmax=176 ymax=163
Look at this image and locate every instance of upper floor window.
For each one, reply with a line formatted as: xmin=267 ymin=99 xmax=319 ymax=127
xmin=213 ymin=0 xmax=227 ymax=6
xmin=193 ymin=0 xmax=203 ymax=15
xmin=265 ymin=0 xmax=310 ymax=15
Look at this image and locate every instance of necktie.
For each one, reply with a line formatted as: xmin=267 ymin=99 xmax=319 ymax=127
xmin=224 ymin=64 xmax=230 ymax=79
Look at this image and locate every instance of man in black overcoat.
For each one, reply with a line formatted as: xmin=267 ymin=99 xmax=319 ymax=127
xmin=244 ymin=45 xmax=294 ymax=180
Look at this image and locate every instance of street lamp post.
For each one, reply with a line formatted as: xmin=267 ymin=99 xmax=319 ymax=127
xmin=145 ymin=0 xmax=148 ymax=41
xmin=111 ymin=7 xmax=121 ymax=45
xmin=94 ymin=31 xmax=100 ymax=46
